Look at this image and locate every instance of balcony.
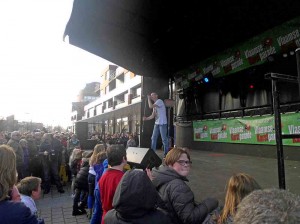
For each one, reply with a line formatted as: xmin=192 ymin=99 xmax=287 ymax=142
xmin=131 ymin=95 xmax=142 ymax=104
xmin=109 ymin=71 xmax=116 ymax=81
xmin=115 ymin=101 xmax=128 ymax=109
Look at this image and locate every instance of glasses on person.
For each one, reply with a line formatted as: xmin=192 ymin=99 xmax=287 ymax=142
xmin=176 ymin=160 xmax=192 ymax=166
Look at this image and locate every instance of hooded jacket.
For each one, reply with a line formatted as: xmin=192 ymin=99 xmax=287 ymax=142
xmin=74 ymin=158 xmax=89 ymax=191
xmin=152 ymin=166 xmax=218 ymax=224
xmin=104 ymin=169 xmax=171 ymax=224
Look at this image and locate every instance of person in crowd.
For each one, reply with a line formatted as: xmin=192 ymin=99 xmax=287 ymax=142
xmin=151 ymin=147 xmax=218 ymax=224
xmin=0 ymin=132 xmax=7 ymax=144
xmin=26 ymin=133 xmax=42 ymax=178
xmin=70 ymin=148 xmax=83 ymax=196
xmin=72 ymin=152 xmax=90 ymax=216
xmin=133 ymin=132 xmax=139 ymax=147
xmin=126 ymin=134 xmax=137 ymax=149
xmin=67 ymin=134 xmax=80 ymax=181
xmin=33 ymin=131 xmax=42 ymax=149
xmin=7 ymin=130 xmax=24 ymax=180
xmin=143 ymin=92 xmax=169 ymax=156
xmin=204 ymin=173 xmax=261 ymax=224
xmin=34 ymin=131 xmax=44 ymax=181
xmin=100 ymin=144 xmax=127 ymax=224
xmin=87 ymin=144 xmax=106 ymax=219
xmin=90 ymin=151 xmax=108 ymax=224
xmin=53 ymin=134 xmax=63 ymax=167
xmin=234 ymin=188 xmax=300 ymax=223
xmin=60 ymin=133 xmax=68 ymax=172
xmin=39 ymin=133 xmax=64 ymax=194
xmin=67 ymin=134 xmax=80 ymax=159
xmin=19 ymin=139 xmax=31 ymax=177
xmin=104 ymin=169 xmax=171 ymax=224
xmin=0 ymin=144 xmax=42 ymax=223
xmin=60 ymin=133 xmax=68 ymax=148
xmin=17 ymin=176 xmax=43 ymax=219
xmin=10 ymin=185 xmax=21 ymax=202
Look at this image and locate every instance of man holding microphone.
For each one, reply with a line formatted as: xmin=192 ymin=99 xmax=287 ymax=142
xmin=143 ymin=92 xmax=169 ymax=157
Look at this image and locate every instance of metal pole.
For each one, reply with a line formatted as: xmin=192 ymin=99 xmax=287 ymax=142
xmin=272 ymin=78 xmax=286 ymax=189
xmin=141 ymin=96 xmax=147 ymax=133
xmin=295 ymin=48 xmax=300 ymax=96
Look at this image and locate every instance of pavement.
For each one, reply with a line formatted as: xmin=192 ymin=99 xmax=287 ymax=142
xmin=36 ymin=149 xmax=300 ymax=223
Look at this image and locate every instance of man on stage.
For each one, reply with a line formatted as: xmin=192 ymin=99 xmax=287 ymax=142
xmin=143 ymin=92 xmax=169 ymax=157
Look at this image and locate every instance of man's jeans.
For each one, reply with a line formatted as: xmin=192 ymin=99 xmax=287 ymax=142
xmin=151 ymin=124 xmax=169 ymax=155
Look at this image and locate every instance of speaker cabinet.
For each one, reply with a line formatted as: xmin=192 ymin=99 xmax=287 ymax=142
xmin=75 ymin=122 xmax=88 ymax=141
xmin=80 ymin=139 xmax=98 ymax=150
xmin=126 ymin=147 xmax=162 ymax=169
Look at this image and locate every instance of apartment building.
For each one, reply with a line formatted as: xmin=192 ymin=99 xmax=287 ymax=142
xmin=75 ymin=65 xmax=142 ymax=139
xmin=70 ymin=82 xmax=100 ymax=133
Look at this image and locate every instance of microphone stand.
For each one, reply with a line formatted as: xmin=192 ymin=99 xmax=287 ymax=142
xmin=141 ymin=96 xmax=147 ymax=133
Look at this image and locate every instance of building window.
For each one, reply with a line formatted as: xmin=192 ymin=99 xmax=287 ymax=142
xmin=108 ymin=99 xmax=113 ymax=108
xmin=109 ymin=79 xmax=116 ymax=91
xmin=96 ymin=104 xmax=102 ymax=115
xmin=131 ymin=85 xmax=141 ymax=98
xmin=115 ymin=92 xmax=126 ymax=105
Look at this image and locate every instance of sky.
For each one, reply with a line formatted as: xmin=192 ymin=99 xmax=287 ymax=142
xmin=0 ymin=0 xmax=111 ymax=128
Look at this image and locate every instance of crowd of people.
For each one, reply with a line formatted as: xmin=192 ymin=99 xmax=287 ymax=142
xmin=1 ymin=126 xmax=300 ymax=223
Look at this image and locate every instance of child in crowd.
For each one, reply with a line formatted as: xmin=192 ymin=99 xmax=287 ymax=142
xmin=99 ymin=144 xmax=127 ymax=224
xmin=0 ymin=144 xmax=42 ymax=224
xmin=126 ymin=134 xmax=136 ymax=149
xmin=204 ymin=173 xmax=261 ymax=224
xmin=17 ymin=176 xmax=43 ymax=219
xmin=70 ymin=148 xmax=83 ymax=196
xmin=104 ymin=169 xmax=171 ymax=223
xmin=90 ymin=151 xmax=108 ymax=224
xmin=72 ymin=151 xmax=91 ymax=216
xmin=87 ymin=144 xmax=106 ymax=219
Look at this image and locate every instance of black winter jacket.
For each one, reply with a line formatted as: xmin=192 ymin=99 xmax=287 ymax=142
xmin=152 ymin=166 xmax=218 ymax=224
xmin=104 ymin=169 xmax=172 ymax=224
xmin=74 ymin=159 xmax=89 ymax=191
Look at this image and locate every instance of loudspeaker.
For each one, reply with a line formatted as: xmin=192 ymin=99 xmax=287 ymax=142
xmin=80 ymin=139 xmax=98 ymax=150
xmin=75 ymin=122 xmax=88 ymax=141
xmin=126 ymin=147 xmax=162 ymax=169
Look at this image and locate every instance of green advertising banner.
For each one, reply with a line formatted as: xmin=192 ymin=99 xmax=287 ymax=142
xmin=176 ymin=16 xmax=300 ymax=88
xmin=193 ymin=113 xmax=300 ymax=146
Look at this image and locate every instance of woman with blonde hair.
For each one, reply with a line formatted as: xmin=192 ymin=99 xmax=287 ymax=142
xmin=0 ymin=145 xmax=41 ymax=223
xmin=87 ymin=144 xmax=106 ymax=219
xmin=217 ymin=173 xmax=261 ymax=224
xmin=151 ymin=147 xmax=219 ymax=224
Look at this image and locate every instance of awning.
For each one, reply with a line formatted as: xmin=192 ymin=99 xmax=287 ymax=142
xmin=78 ymin=102 xmax=141 ymax=124
xmin=64 ymin=0 xmax=300 ymax=78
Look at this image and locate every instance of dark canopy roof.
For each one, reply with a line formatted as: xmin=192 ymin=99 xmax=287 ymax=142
xmin=64 ymin=0 xmax=300 ymax=78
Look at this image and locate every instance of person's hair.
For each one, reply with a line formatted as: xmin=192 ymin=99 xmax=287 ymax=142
xmin=107 ymin=144 xmax=126 ymax=167
xmin=0 ymin=145 xmax=17 ymax=201
xmin=234 ymin=188 xmax=300 ymax=223
xmin=164 ymin=147 xmax=191 ymax=166
xmin=218 ymin=173 xmax=261 ymax=224
xmin=90 ymin=144 xmax=106 ymax=166
xmin=19 ymin=139 xmax=28 ymax=146
xmin=10 ymin=131 xmax=20 ymax=138
xmin=17 ymin=176 xmax=42 ymax=197
xmin=41 ymin=133 xmax=52 ymax=144
xmin=82 ymin=150 xmax=93 ymax=158
xmin=96 ymin=151 xmax=108 ymax=164
xmin=69 ymin=148 xmax=83 ymax=166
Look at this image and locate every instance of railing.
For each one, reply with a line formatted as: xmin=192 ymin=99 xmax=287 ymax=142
xmin=175 ymin=100 xmax=300 ymax=122
xmin=109 ymin=71 xmax=116 ymax=81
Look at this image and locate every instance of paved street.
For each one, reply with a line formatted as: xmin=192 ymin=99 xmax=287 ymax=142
xmin=36 ymin=149 xmax=300 ymax=223
xmin=36 ymin=184 xmax=90 ymax=224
